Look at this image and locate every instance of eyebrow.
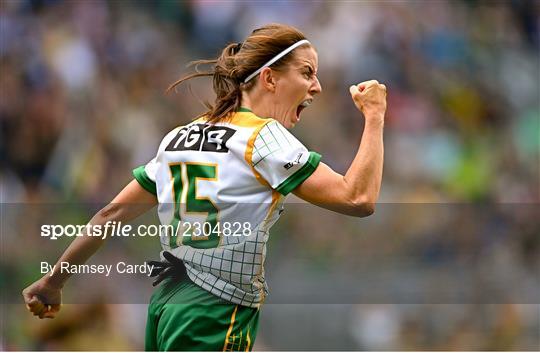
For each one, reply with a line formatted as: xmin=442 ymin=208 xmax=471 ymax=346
xmin=300 ymin=63 xmax=317 ymax=73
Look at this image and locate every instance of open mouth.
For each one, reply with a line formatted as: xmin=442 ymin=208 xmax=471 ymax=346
xmin=295 ymin=99 xmax=313 ymax=122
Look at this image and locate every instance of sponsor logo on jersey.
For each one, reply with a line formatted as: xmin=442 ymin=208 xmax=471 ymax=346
xmin=283 ymin=152 xmax=303 ymax=170
xmin=165 ymin=124 xmax=236 ymax=153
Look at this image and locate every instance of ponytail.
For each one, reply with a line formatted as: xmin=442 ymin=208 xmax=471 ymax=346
xmin=167 ymin=23 xmax=308 ymax=124
xmin=167 ymin=42 xmax=243 ymax=124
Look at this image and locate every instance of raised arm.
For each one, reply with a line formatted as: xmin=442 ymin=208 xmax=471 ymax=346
xmin=22 ymin=179 xmax=157 ymax=319
xmin=293 ymin=80 xmax=386 ymax=217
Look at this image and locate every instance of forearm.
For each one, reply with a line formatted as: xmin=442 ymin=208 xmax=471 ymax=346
xmin=43 ymin=205 xmax=120 ymax=288
xmin=291 ymin=81 xmax=387 ymax=217
xmin=42 ymin=181 xmax=157 ymax=288
xmin=343 ymin=118 xmax=384 ymax=206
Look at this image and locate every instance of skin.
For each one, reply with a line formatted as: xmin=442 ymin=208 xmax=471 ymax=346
xmin=243 ymin=44 xmax=386 ymax=216
xmin=22 ymin=181 xmax=157 ymax=319
xmin=22 ymin=43 xmax=386 ymax=319
xmin=241 ymin=46 xmax=322 ymax=129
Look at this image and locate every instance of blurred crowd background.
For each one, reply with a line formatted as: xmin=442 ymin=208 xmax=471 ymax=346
xmin=1 ymin=0 xmax=539 ymax=350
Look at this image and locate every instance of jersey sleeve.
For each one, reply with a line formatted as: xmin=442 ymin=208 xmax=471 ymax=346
xmin=132 ymin=157 xmax=158 ymax=195
xmin=251 ymin=120 xmax=321 ymax=195
xmin=132 ymin=126 xmax=182 ymax=196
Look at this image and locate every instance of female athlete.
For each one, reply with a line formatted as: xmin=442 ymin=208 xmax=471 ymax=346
xmin=23 ymin=23 xmax=386 ymax=351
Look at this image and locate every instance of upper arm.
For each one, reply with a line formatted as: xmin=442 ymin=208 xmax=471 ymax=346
xmin=251 ymin=120 xmax=321 ymax=194
xmin=292 ymin=162 xmax=374 ymax=217
xmin=111 ymin=179 xmax=158 ymax=205
xmin=247 ymin=120 xmax=373 ymax=217
xmin=96 ymin=127 xmax=177 ymax=224
xmin=98 ymin=179 xmax=157 ymax=223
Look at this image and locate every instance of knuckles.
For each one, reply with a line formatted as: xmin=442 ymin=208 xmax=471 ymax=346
xmin=351 ymin=80 xmax=387 ymax=105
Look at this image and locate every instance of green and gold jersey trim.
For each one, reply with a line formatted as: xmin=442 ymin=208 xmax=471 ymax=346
xmin=133 ymin=165 xmax=157 ymax=195
xmin=275 ymin=151 xmax=321 ymax=195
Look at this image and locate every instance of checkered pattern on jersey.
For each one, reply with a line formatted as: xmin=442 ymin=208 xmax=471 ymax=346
xmin=162 ymin=121 xmax=291 ymax=308
xmin=252 ymin=121 xmax=296 ymax=166
xmin=168 ymin=226 xmax=270 ymax=308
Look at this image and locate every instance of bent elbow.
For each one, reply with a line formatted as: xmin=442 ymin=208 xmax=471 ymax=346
xmin=351 ymin=197 xmax=376 ymax=217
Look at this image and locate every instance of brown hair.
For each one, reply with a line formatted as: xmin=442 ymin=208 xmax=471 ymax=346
xmin=167 ymin=23 xmax=309 ymax=124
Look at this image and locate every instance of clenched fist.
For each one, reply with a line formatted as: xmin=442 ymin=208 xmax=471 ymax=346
xmin=349 ymin=80 xmax=387 ymax=124
xmin=22 ymin=278 xmax=62 ymax=319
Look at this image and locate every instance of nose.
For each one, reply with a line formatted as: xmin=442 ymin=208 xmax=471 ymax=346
xmin=310 ymin=76 xmax=322 ymax=95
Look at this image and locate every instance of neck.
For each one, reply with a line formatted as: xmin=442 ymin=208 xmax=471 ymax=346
xmin=240 ymin=91 xmax=279 ymax=123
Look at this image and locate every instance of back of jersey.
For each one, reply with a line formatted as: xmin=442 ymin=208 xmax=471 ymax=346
xmin=132 ymin=109 xmax=321 ymax=307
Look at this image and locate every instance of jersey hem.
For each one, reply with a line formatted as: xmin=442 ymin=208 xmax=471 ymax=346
xmin=275 ymin=151 xmax=322 ymax=195
xmin=185 ymin=269 xmax=264 ymax=309
xmin=133 ymin=165 xmax=157 ymax=195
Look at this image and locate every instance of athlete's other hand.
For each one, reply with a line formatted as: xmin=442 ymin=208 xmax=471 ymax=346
xmin=349 ymin=80 xmax=387 ymax=124
xmin=22 ymin=278 xmax=62 ymax=319
xmin=149 ymin=251 xmax=187 ymax=287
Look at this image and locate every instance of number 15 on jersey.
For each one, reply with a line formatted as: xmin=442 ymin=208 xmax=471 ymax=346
xmin=168 ymin=162 xmax=220 ymax=249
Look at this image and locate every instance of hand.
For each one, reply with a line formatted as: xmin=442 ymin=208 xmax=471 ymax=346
xmin=22 ymin=278 xmax=62 ymax=319
xmin=349 ymin=80 xmax=387 ymax=124
xmin=148 ymin=251 xmax=187 ymax=287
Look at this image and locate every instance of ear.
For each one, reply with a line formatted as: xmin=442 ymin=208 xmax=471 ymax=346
xmin=259 ymin=67 xmax=276 ymax=93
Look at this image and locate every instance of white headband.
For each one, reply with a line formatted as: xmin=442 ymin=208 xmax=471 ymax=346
xmin=243 ymin=39 xmax=311 ymax=83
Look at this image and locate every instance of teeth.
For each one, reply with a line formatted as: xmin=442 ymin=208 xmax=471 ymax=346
xmin=300 ymin=99 xmax=312 ymax=107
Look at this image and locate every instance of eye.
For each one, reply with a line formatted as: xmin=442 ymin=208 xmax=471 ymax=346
xmin=303 ymin=68 xmax=314 ymax=78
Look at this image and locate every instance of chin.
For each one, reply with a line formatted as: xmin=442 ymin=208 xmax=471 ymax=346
xmin=287 ymin=117 xmax=300 ymax=128
xmin=285 ymin=121 xmax=296 ymax=129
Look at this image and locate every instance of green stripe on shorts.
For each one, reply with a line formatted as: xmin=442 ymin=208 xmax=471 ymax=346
xmin=145 ymin=279 xmax=260 ymax=351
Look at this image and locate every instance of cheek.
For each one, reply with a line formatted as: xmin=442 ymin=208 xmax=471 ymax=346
xmin=275 ymin=87 xmax=295 ymax=105
xmin=275 ymin=78 xmax=308 ymax=105
xmin=288 ymin=83 xmax=308 ymax=99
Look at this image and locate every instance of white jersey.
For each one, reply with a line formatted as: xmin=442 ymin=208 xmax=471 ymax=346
xmin=133 ymin=108 xmax=321 ymax=307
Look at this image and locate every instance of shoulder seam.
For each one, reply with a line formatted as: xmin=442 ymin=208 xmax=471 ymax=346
xmin=244 ymin=119 xmax=272 ymax=187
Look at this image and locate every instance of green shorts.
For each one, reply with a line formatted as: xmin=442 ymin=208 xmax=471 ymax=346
xmin=145 ymin=279 xmax=260 ymax=351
